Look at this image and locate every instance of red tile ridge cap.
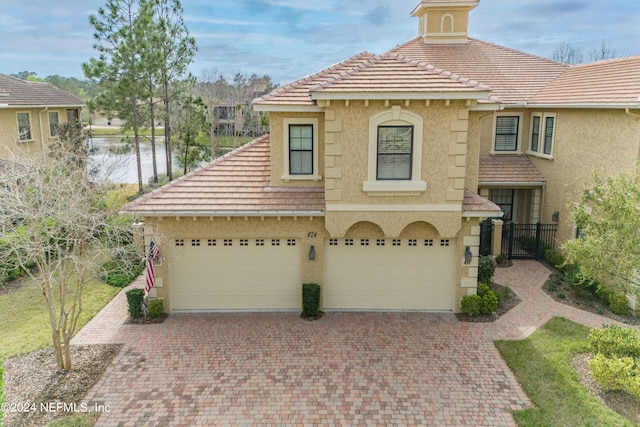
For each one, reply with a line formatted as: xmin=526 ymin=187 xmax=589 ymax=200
xmin=309 ymin=52 xmax=492 ymax=93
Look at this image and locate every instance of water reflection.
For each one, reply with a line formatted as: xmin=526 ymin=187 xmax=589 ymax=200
xmin=88 ymin=137 xmax=178 ymax=184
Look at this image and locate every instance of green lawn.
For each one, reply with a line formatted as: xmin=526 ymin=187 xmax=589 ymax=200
xmin=496 ymin=317 xmax=636 ymax=426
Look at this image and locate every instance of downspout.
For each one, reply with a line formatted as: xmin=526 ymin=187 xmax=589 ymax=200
xmin=625 ymin=108 xmax=640 ymax=164
xmin=39 ymin=107 xmax=48 ymax=163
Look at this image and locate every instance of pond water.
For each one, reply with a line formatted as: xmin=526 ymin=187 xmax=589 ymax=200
xmin=88 ymin=137 xmax=179 ymax=184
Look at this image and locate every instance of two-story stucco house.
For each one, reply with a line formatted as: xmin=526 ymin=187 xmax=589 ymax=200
xmin=122 ymin=0 xmax=640 ymax=313
xmin=0 ymin=74 xmax=84 ymax=162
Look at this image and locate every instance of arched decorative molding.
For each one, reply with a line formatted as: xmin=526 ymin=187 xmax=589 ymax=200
xmin=441 ymin=14 xmax=454 ymax=34
xmin=343 ymin=221 xmax=385 ymax=239
xmin=399 ymin=221 xmax=439 ymax=239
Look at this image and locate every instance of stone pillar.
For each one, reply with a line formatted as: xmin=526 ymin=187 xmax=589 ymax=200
xmin=491 ymin=219 xmax=503 ymax=257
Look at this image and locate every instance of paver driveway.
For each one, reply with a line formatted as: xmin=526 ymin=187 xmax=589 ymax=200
xmin=72 ymin=261 xmax=632 ymax=426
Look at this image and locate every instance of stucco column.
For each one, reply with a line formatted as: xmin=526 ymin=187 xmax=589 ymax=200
xmin=491 ymin=219 xmax=503 ymax=257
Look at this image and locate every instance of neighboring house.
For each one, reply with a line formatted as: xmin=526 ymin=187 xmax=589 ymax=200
xmin=0 ymin=74 xmax=84 ymax=162
xmin=122 ymin=0 xmax=640 ymax=313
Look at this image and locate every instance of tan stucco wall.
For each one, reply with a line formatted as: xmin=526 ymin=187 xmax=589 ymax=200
xmin=530 ymin=109 xmax=640 ymax=243
xmin=475 ymin=108 xmax=640 ymax=245
xmin=0 ymin=108 xmax=70 ymax=161
xmin=321 ymin=100 xmax=468 ymax=206
xmin=143 ymin=216 xmax=328 ymax=312
xmin=142 ymin=213 xmax=479 ymax=313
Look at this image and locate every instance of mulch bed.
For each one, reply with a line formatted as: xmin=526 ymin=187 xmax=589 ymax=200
xmin=3 ymin=344 xmax=122 ymax=427
xmin=455 ymin=281 xmax=521 ymax=322
xmin=125 ymin=313 xmax=169 ymax=324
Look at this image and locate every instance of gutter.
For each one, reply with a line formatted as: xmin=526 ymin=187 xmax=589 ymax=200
xmin=478 ymin=181 xmax=545 ymax=187
xmin=0 ymin=104 xmax=84 ymax=109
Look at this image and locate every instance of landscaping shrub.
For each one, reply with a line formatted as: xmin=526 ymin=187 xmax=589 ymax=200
xmin=302 ymin=283 xmax=320 ymax=318
xmin=544 ymin=248 xmax=565 ymax=269
xmin=589 ymin=353 xmax=640 ymax=399
xmin=589 ymin=325 xmax=640 ymax=359
xmin=126 ymin=288 xmax=145 ymax=319
xmin=608 ymin=293 xmax=630 ymax=316
xmin=99 ymin=258 xmax=144 ymax=288
xmin=147 ymin=299 xmax=164 ymax=317
xmin=461 ymin=295 xmax=481 ymax=315
xmin=480 ymin=290 xmax=499 ymax=314
xmin=477 ymin=282 xmax=491 ymax=298
xmin=478 ymin=255 xmax=496 ymax=283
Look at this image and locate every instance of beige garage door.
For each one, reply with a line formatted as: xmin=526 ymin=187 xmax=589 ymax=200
xmin=171 ymin=238 xmax=301 ymax=310
xmin=324 ymin=238 xmax=455 ymax=310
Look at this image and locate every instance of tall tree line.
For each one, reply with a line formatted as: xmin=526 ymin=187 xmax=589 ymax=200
xmin=83 ymin=0 xmax=196 ymax=192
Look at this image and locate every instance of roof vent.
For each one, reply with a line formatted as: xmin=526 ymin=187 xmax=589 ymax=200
xmin=411 ymin=0 xmax=480 ymax=45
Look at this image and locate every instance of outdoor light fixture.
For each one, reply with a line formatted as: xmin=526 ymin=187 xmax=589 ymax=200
xmin=552 ymin=211 xmax=560 ymax=222
xmin=464 ymin=246 xmax=472 ymax=264
xmin=309 ymin=245 xmax=316 ymax=261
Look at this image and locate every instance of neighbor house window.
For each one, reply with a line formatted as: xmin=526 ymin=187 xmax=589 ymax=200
xmin=17 ymin=113 xmax=32 ymax=141
xmin=376 ymin=126 xmax=413 ymax=180
xmin=281 ymin=118 xmax=320 ymax=180
xmin=289 ymin=124 xmax=313 ymax=175
xmin=493 ymin=115 xmax=521 ymax=152
xmin=529 ymin=113 xmax=556 ymax=157
xmin=48 ymin=112 xmax=60 ymax=137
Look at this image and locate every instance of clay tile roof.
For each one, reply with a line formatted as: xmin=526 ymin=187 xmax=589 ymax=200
xmin=529 ymin=56 xmax=640 ymax=106
xmin=0 ymin=74 xmax=84 ymax=107
xmin=478 ymin=155 xmax=546 ymax=186
xmin=309 ymin=53 xmax=492 ymax=96
xmin=388 ymin=37 xmax=568 ymax=104
xmin=252 ymin=52 xmax=377 ymax=107
xmin=462 ymin=189 xmax=501 ymax=214
xmin=122 ymin=135 xmax=325 ymax=216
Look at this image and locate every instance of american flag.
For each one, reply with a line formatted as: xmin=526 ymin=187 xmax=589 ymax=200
xmin=144 ymin=239 xmax=160 ymax=292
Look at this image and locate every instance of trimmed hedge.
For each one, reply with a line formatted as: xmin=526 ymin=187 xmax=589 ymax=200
xmin=126 ymin=288 xmax=145 ymax=319
xmin=147 ymin=299 xmax=164 ymax=317
xmin=302 ymin=283 xmax=321 ymax=318
xmin=478 ymin=255 xmax=496 ymax=283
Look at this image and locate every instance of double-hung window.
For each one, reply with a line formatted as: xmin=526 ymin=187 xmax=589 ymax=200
xmin=289 ymin=124 xmax=313 ymax=175
xmin=281 ymin=118 xmax=320 ymax=181
xmin=376 ymin=126 xmax=413 ymax=180
xmin=48 ymin=111 xmax=60 ymax=137
xmin=493 ymin=115 xmax=520 ymax=152
xmin=529 ymin=113 xmax=556 ymax=158
xmin=17 ymin=112 xmax=32 ymax=141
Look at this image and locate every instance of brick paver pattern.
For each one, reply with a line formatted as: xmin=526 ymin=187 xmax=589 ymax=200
xmin=72 ymin=261 xmax=638 ymax=426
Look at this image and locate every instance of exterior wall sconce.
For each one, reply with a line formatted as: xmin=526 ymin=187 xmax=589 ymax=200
xmin=552 ymin=211 xmax=560 ymax=222
xmin=464 ymin=246 xmax=472 ymax=264
xmin=309 ymin=245 xmax=316 ymax=261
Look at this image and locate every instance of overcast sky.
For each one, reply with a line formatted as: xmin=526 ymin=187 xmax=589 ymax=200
xmin=1 ymin=0 xmax=639 ymax=86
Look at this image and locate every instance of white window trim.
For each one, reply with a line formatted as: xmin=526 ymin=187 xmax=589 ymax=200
xmin=281 ymin=117 xmax=321 ymax=181
xmin=526 ymin=112 xmax=556 ymax=160
xmin=364 ymin=106 xmax=426 ymax=196
xmin=48 ymin=111 xmax=60 ymax=138
xmin=16 ymin=111 xmax=33 ymax=142
xmin=490 ymin=112 xmax=523 ymax=155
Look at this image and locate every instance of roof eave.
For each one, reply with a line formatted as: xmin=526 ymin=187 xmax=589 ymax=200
xmin=462 ymin=210 xmax=503 ymax=218
xmin=310 ymin=91 xmax=491 ymax=101
xmin=478 ymin=181 xmax=546 ymax=187
xmin=252 ymin=104 xmax=324 ymax=112
xmin=515 ymin=103 xmax=640 ymax=110
xmin=0 ymin=103 xmax=84 ymax=109
xmin=120 ymin=209 xmax=326 ymax=218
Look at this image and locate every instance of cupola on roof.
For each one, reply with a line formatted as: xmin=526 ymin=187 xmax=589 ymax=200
xmin=411 ymin=0 xmax=480 ymax=45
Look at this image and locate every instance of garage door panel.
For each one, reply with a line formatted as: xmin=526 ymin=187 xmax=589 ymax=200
xmin=325 ymin=239 xmax=455 ymax=310
xmin=171 ymin=239 xmax=300 ymax=310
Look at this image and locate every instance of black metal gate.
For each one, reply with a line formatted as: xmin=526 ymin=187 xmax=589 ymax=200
xmin=479 ymin=220 xmax=493 ymax=256
xmin=502 ymin=222 xmax=557 ymax=260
